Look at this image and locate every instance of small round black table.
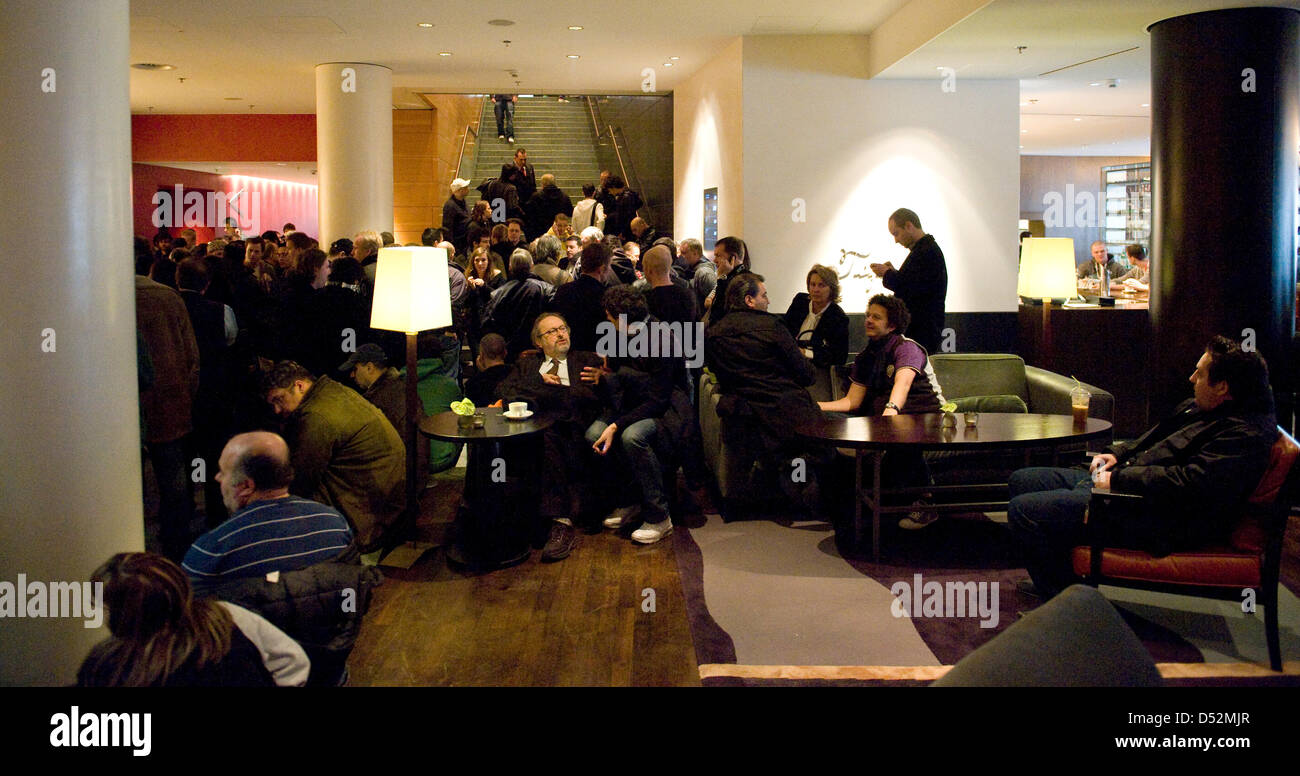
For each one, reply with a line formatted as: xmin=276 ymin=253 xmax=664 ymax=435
xmin=420 ymin=407 xmax=554 ymax=569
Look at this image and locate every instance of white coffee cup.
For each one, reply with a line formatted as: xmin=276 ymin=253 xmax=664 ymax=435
xmin=508 ymin=401 xmax=527 ymax=416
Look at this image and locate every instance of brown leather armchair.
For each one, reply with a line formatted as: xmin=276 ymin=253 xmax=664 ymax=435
xmin=1072 ymin=429 xmax=1298 ymax=671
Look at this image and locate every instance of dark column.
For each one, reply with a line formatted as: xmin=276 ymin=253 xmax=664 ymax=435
xmin=1148 ymin=8 xmax=1298 ymax=426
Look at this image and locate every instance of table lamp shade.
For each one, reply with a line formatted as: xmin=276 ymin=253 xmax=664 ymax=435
xmin=370 ymin=246 xmax=452 ymax=333
xmin=1018 ymin=237 xmax=1076 ymax=300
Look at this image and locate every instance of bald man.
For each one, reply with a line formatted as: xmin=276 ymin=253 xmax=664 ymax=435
xmin=182 ymin=431 xmax=355 ymax=586
xmin=642 ymin=245 xmax=699 ymax=328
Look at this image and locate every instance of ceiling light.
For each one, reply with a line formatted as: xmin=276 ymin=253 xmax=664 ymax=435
xmin=566 ymin=54 xmax=580 ymax=59
xmin=439 ymin=51 xmax=452 ymax=56
xmin=669 ymin=56 xmax=679 ymax=61
xmin=1089 ymin=82 xmax=1100 ymax=87
xmin=1020 ymin=129 xmax=1028 ymax=134
xmin=488 ymin=19 xmax=515 ymax=26
xmin=1074 ymin=117 xmax=1082 ymax=121
xmin=131 ymin=63 xmax=176 ymax=71
xmin=663 ymin=63 xmax=672 ymax=67
xmin=568 ymin=25 xmax=583 ymax=31
xmin=1019 ymin=102 xmax=1029 ymax=107
xmin=1141 ymin=103 xmax=1150 ymax=107
xmin=417 ymin=22 xmax=433 ymax=28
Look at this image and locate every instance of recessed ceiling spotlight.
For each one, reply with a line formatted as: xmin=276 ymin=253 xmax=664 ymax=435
xmin=568 ymin=25 xmax=583 ymax=31
xmin=1019 ymin=102 xmax=1029 ymax=107
xmin=439 ymin=51 xmax=452 ymax=56
xmin=1020 ymin=129 xmax=1028 ymax=134
xmin=1074 ymin=117 xmax=1082 ymax=121
xmin=669 ymin=56 xmax=679 ymax=60
xmin=417 ymin=22 xmax=433 ymax=28
xmin=131 ymin=63 xmax=176 ymax=71
xmin=488 ymin=19 xmax=515 ymax=26
xmin=936 ymin=66 xmax=946 ymax=71
xmin=1141 ymin=103 xmax=1150 ymax=107
xmin=566 ymin=54 xmax=580 ymax=59
xmin=663 ymin=63 xmax=672 ymax=67
xmin=1090 ymin=82 xmax=1101 ymax=87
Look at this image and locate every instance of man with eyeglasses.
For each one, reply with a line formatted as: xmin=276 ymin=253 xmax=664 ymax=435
xmin=496 ymin=312 xmax=608 ymax=561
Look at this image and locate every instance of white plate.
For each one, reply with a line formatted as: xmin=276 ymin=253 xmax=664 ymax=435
xmin=503 ymin=410 xmax=534 ymax=420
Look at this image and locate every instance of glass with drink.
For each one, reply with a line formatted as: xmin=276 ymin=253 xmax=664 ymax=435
xmin=1070 ymin=385 xmax=1091 ymax=429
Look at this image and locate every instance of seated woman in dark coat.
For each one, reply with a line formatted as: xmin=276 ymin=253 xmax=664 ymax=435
xmin=782 ymin=264 xmax=849 ymax=369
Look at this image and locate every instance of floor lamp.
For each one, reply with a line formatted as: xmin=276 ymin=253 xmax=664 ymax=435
xmin=1017 ymin=238 xmax=1077 ymax=365
xmin=370 ymin=246 xmax=452 ymax=557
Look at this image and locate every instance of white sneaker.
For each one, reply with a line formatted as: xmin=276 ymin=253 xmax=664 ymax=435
xmin=507 ymin=136 xmax=515 ymax=143
xmin=631 ymin=519 xmax=673 ymax=544
xmin=603 ymin=504 xmax=642 ymax=529
xmin=498 ymin=134 xmax=506 ymax=140
xmin=898 ymin=499 xmax=938 ymax=530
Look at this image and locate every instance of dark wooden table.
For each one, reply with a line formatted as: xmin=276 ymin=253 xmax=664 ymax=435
xmin=798 ymin=412 xmax=1113 ymax=561
xmin=420 ymin=407 xmax=554 ymax=569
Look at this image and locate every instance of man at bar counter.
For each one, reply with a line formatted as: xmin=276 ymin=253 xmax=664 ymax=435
xmin=1006 ymin=336 xmax=1277 ymax=598
xmin=1076 ymin=240 xmax=1128 ymax=280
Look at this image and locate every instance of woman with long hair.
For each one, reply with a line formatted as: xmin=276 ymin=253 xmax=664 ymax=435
xmin=76 ymin=553 xmax=308 ymax=687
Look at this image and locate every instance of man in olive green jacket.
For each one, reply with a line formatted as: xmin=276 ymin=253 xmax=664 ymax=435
xmin=263 ymin=361 xmax=407 ymax=553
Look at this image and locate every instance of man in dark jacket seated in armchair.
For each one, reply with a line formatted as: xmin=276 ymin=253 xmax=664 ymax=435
xmin=495 ymin=312 xmax=607 ymax=561
xmin=1007 ymin=335 xmax=1277 ymax=598
xmin=704 ymin=273 xmax=833 ymax=518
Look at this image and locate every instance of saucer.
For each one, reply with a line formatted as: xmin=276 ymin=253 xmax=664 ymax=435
xmin=503 ymin=410 xmax=534 ymax=420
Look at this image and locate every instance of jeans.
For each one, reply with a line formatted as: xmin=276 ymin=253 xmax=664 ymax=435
xmin=1006 ymin=467 xmax=1093 ymax=595
xmin=586 ymin=418 xmax=671 ymax=524
xmin=494 ymin=101 xmax=515 ymax=137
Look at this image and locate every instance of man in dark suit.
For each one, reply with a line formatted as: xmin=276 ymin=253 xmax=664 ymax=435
xmin=501 ymin=148 xmax=537 ymax=204
xmin=496 ymin=312 xmax=607 ymax=562
xmin=552 ymin=241 xmax=618 ymax=353
xmin=869 ymin=207 xmax=947 ymax=356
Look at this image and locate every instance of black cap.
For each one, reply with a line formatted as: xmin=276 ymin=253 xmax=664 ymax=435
xmin=338 ymin=343 xmax=388 ymax=371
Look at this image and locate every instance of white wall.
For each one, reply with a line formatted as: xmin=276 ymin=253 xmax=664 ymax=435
xmin=673 ymin=39 xmax=744 ymax=243
xmin=741 ymin=36 xmax=1020 ymax=314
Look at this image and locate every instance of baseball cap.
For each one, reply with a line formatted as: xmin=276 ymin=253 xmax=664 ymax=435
xmin=338 ymin=342 xmax=388 ymax=372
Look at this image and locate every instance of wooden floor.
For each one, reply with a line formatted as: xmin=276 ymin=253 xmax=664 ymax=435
xmin=346 ymin=471 xmax=702 ymax=686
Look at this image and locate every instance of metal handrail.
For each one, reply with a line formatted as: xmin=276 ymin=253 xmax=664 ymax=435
xmin=585 ymin=96 xmax=649 ymax=218
xmin=455 ymin=123 xmax=479 ymax=181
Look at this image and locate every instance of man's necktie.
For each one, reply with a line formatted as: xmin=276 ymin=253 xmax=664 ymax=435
xmin=546 ymin=359 xmax=560 ymax=376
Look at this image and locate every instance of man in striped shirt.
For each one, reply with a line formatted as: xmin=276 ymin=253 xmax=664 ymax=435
xmin=183 ymin=432 xmax=354 ymax=587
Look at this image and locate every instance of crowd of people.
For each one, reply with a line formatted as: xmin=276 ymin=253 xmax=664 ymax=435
xmin=105 ymin=153 xmax=1276 ymax=685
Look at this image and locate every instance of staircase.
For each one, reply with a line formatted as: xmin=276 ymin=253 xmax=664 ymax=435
xmin=468 ymin=97 xmax=601 ymax=198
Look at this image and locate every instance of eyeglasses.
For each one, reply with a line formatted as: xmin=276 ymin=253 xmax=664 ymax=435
xmin=540 ymin=324 xmax=569 ymax=338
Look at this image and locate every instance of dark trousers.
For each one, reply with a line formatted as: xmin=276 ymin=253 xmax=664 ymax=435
xmin=146 ymin=437 xmax=196 ymax=562
xmin=1007 ymin=467 xmax=1093 ymax=594
xmin=494 ymin=101 xmax=514 ymax=137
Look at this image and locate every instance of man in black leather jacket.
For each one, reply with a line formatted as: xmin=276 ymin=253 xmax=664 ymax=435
xmin=1008 ymin=336 xmax=1277 ymax=596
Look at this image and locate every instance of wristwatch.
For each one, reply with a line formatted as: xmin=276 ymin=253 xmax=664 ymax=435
xmin=884 ymin=402 xmax=900 ymax=411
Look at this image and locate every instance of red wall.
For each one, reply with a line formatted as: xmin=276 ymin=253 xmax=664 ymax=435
xmin=133 ymin=164 xmax=318 ymax=241
xmin=131 ymin=114 xmax=316 ymax=162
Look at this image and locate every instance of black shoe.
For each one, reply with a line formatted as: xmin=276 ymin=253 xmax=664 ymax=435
xmin=540 ymin=521 xmax=577 ymax=562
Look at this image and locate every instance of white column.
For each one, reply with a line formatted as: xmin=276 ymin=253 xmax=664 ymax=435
xmin=0 ymin=0 xmax=141 ymax=685
xmin=315 ymin=63 xmax=394 ymax=246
